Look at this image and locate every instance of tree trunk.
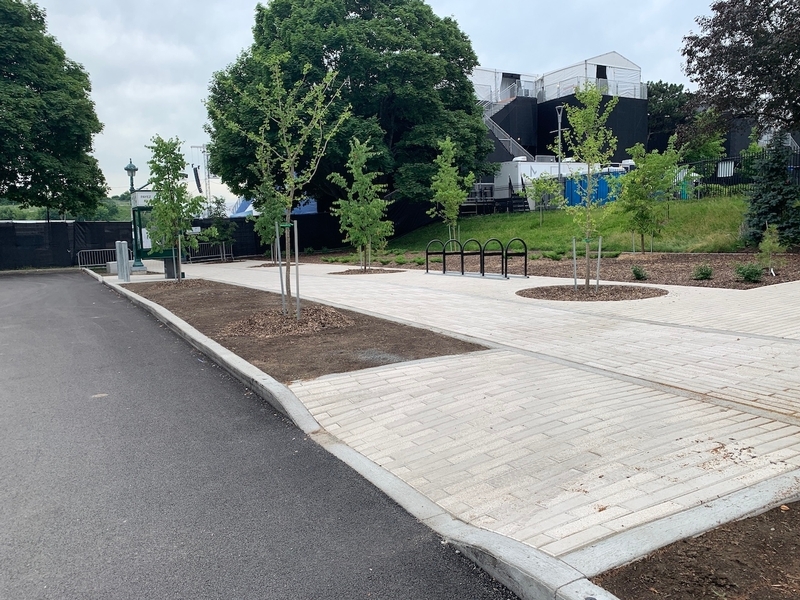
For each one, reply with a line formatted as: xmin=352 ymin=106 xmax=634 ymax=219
xmin=640 ymin=233 xmax=646 ymax=254
xmin=284 ymin=210 xmax=292 ymax=299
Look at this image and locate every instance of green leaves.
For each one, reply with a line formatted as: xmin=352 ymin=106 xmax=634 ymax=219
xmin=428 ymin=136 xmax=475 ymax=230
xmin=0 ymin=0 xmax=106 ymax=216
xmin=145 ymin=135 xmax=204 ymax=253
xmin=205 ymin=0 xmax=492 ymax=206
xmin=329 ymin=137 xmax=393 ymax=264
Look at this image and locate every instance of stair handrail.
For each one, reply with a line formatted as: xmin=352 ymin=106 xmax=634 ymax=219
xmin=484 ymin=116 xmax=535 ymax=162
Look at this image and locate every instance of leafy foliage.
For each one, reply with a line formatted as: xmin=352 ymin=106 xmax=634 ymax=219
xmin=617 ymin=138 xmax=681 ymax=252
xmin=692 ymin=263 xmax=714 ymax=280
xmin=734 ymin=262 xmax=763 ymax=283
xmin=0 ymin=0 xmax=107 ymax=217
xmin=677 ymin=109 xmax=727 ymax=165
xmin=145 ymin=135 xmax=204 ymax=279
xmin=208 ymin=51 xmax=350 ymax=297
xmin=204 ymin=0 xmax=493 ymax=207
xmin=427 ymin=137 xmax=475 ymax=241
xmin=329 ymin=138 xmax=394 ymax=269
xmin=757 ymin=224 xmax=786 ymax=273
xmin=523 ymin=173 xmax=561 ymax=209
xmin=559 ymin=83 xmax=618 ymax=289
xmin=682 ymin=0 xmax=800 ymax=131
xmin=631 ymin=265 xmax=648 ymax=281
xmin=744 ymin=135 xmax=800 ymax=246
xmin=646 ymin=81 xmax=693 ymax=152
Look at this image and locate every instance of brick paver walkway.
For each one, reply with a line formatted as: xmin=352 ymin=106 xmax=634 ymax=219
xmin=180 ymin=261 xmax=800 ymax=566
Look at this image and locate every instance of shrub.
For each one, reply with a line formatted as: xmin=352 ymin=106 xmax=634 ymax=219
xmin=631 ymin=265 xmax=648 ymax=280
xmin=692 ymin=263 xmax=713 ymax=280
xmin=542 ymin=251 xmax=562 ymax=261
xmin=394 ymin=255 xmax=408 ymax=265
xmin=378 ymin=258 xmax=392 ymax=265
xmin=413 ymin=256 xmax=425 ymax=266
xmin=734 ymin=262 xmax=763 ymax=283
xmin=304 ymin=247 xmax=315 ymax=255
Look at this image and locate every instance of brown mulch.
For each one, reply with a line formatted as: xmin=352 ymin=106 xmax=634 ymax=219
xmin=123 ymin=279 xmax=483 ymax=384
xmin=124 ymin=258 xmax=800 ymax=599
xmin=301 ymin=251 xmax=800 ymax=301
xmin=516 ymin=284 xmax=668 ymax=302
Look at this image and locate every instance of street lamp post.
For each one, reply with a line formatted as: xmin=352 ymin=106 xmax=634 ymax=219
xmin=555 ymin=105 xmax=565 ymax=200
xmin=124 ymin=159 xmax=145 ymax=269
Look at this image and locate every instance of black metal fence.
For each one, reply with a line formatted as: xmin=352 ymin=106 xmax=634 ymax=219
xmin=681 ymin=150 xmax=800 ymax=199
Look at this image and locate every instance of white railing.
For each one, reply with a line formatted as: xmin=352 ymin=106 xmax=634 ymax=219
xmin=535 ymin=77 xmax=647 ymax=102
xmin=77 ymin=248 xmax=132 ymax=268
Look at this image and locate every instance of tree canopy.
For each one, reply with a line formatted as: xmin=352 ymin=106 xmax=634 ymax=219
xmin=205 ymin=0 xmax=493 ymax=208
xmin=0 ymin=0 xmax=106 ymax=216
xmin=682 ymin=0 xmax=800 ymax=132
xmin=646 ymin=81 xmax=693 ymax=152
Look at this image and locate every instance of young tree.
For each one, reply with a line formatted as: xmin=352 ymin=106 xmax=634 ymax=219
xmin=677 ymin=109 xmax=727 ymax=165
xmin=617 ymin=138 xmax=681 ymax=252
xmin=146 ymin=135 xmax=204 ymax=281
xmin=208 ymin=52 xmax=350 ymax=300
xmin=682 ymin=0 xmax=800 ymax=132
xmin=199 ymin=195 xmax=237 ymax=257
xmin=205 ymin=0 xmax=493 ymax=208
xmin=427 ymin=137 xmax=475 ymax=245
xmin=0 ymin=0 xmax=107 ymax=216
xmin=523 ymin=173 xmax=561 ymax=209
xmin=560 ymin=83 xmax=619 ymax=290
xmin=328 ymin=138 xmax=393 ymax=270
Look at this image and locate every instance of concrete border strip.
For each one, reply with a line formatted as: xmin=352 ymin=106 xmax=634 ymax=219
xmin=87 ymin=270 xmax=619 ymax=600
xmin=561 ymin=469 xmax=800 ymax=577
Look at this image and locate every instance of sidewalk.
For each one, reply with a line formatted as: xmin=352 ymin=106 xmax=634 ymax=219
xmin=110 ymin=261 xmax=800 ymax=599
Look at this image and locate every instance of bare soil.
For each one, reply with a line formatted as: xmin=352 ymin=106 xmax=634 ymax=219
xmin=124 ymin=279 xmax=484 ymax=385
xmin=124 ymin=253 xmax=800 ymax=599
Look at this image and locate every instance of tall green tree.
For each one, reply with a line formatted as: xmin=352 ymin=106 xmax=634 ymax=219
xmin=208 ymin=52 xmax=350 ymax=301
xmin=146 ymin=135 xmax=204 ymax=281
xmin=677 ymin=109 xmax=727 ymax=165
xmin=0 ymin=0 xmax=107 ymax=217
xmin=205 ymin=0 xmax=493 ymax=209
xmin=646 ymin=81 xmax=693 ymax=152
xmin=560 ymin=83 xmax=619 ymax=290
xmin=329 ymin=138 xmax=393 ymax=270
xmin=427 ymin=136 xmax=475 ymax=244
xmin=682 ymin=0 xmax=800 ymax=132
xmin=617 ymin=138 xmax=681 ymax=252
xmin=744 ymin=135 xmax=800 ymax=246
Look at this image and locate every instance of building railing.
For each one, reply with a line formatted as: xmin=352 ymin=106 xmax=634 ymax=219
xmin=535 ymin=77 xmax=647 ymax=102
xmin=484 ymin=117 xmax=535 ymax=162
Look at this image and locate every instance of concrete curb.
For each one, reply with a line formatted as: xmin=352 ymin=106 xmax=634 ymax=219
xmin=88 ymin=270 xmax=619 ymax=600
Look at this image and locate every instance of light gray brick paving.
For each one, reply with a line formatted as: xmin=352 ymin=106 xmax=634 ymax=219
xmin=184 ymin=262 xmax=800 ymax=558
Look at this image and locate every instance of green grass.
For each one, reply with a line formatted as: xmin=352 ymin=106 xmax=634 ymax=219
xmin=387 ymin=196 xmax=748 ymax=255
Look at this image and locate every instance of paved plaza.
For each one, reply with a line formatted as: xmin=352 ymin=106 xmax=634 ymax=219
xmin=111 ymin=260 xmax=800 ymax=596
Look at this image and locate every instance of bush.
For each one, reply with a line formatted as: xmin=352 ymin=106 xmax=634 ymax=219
xmin=378 ymin=258 xmax=392 ymax=265
xmin=394 ymin=255 xmax=408 ymax=265
xmin=413 ymin=256 xmax=425 ymax=266
xmin=734 ymin=262 xmax=763 ymax=283
xmin=304 ymin=247 xmax=315 ymax=255
xmin=631 ymin=265 xmax=648 ymax=280
xmin=542 ymin=251 xmax=562 ymax=261
xmin=692 ymin=263 xmax=713 ymax=280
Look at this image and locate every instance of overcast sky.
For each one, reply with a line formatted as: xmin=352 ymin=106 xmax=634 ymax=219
xmin=33 ymin=0 xmax=713 ymax=201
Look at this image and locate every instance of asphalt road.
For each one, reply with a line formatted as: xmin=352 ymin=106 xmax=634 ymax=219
xmin=0 ymin=272 xmax=516 ymax=600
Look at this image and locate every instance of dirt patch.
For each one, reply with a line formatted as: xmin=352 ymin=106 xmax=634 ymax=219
xmin=123 ymin=279 xmax=484 ymax=384
xmin=593 ymin=501 xmax=800 ymax=599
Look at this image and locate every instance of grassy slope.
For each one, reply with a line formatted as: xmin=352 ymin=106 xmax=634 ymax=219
xmin=388 ymin=196 xmax=748 ymax=255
